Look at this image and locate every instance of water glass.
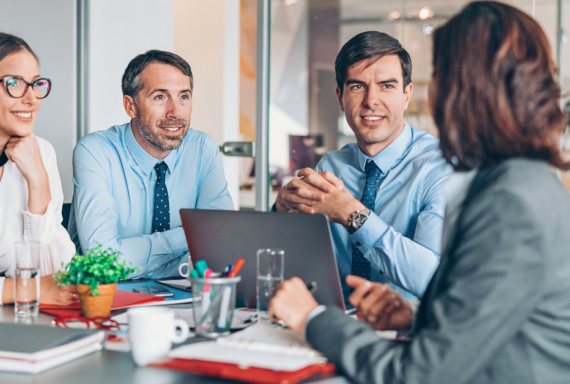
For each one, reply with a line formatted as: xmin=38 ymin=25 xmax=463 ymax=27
xmin=14 ymin=240 xmax=40 ymax=317
xmin=256 ymin=248 xmax=284 ymax=324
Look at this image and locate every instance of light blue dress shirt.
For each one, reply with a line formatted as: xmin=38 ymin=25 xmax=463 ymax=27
xmin=316 ymin=122 xmax=451 ymax=301
xmin=68 ymin=122 xmax=234 ymax=278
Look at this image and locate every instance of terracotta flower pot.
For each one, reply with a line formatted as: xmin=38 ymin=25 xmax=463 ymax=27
xmin=76 ymin=283 xmax=117 ymax=318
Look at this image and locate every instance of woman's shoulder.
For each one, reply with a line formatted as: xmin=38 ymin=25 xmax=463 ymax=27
xmin=487 ymin=158 xmax=561 ymax=196
xmin=35 ymin=135 xmax=56 ymax=158
xmin=35 ymin=135 xmax=58 ymax=170
xmin=471 ymin=158 xmax=570 ymax=230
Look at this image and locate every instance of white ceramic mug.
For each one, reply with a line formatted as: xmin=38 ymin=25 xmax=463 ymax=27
xmin=178 ymin=262 xmax=189 ymax=278
xmin=128 ymin=307 xmax=189 ymax=366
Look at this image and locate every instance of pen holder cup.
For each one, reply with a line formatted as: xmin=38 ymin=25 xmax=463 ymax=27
xmin=190 ymin=276 xmax=241 ymax=338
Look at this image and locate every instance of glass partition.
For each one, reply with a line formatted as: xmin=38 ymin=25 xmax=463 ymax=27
xmin=265 ymin=0 xmax=566 ymax=204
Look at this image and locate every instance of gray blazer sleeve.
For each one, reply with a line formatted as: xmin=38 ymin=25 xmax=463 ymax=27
xmin=306 ymin=188 xmax=545 ymax=384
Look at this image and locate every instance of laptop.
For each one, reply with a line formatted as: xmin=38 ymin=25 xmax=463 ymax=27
xmin=180 ymin=209 xmax=345 ymax=310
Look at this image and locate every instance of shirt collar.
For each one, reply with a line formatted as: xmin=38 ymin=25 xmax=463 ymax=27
xmin=125 ymin=121 xmax=178 ymax=176
xmin=356 ymin=121 xmax=413 ymax=174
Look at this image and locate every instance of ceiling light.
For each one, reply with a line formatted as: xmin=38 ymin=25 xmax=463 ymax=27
xmin=419 ymin=7 xmax=433 ymax=20
xmin=285 ymin=0 xmax=297 ymax=5
xmin=388 ymin=11 xmax=400 ymax=20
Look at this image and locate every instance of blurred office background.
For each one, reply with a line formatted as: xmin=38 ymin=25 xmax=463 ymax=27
xmin=0 ymin=0 xmax=568 ymax=211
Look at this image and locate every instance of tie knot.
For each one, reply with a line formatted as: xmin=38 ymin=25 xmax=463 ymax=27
xmin=154 ymin=162 xmax=168 ymax=177
xmin=365 ymin=160 xmax=380 ymax=177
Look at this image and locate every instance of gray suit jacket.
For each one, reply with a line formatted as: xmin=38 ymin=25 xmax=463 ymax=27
xmin=307 ymin=158 xmax=570 ymax=384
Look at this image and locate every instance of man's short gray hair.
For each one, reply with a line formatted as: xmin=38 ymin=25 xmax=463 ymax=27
xmin=122 ymin=50 xmax=193 ymax=99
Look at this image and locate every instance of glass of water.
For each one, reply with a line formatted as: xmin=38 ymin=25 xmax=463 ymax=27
xmin=256 ymin=248 xmax=284 ymax=324
xmin=14 ymin=240 xmax=40 ymax=317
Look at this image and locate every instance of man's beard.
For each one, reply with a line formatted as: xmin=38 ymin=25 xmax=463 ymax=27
xmin=135 ymin=113 xmax=190 ymax=151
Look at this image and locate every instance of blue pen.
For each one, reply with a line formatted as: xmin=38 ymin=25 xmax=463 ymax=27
xmin=221 ymin=264 xmax=233 ymax=278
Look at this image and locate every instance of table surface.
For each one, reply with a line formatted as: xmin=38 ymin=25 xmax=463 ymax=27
xmin=0 ymin=293 xmax=349 ymax=384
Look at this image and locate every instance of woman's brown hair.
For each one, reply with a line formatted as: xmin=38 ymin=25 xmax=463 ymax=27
xmin=431 ymin=1 xmax=568 ymax=171
xmin=0 ymin=33 xmax=38 ymax=64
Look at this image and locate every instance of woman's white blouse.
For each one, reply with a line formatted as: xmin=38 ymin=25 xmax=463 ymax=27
xmin=0 ymin=136 xmax=75 ymax=302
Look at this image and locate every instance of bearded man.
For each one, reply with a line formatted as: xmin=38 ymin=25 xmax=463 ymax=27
xmin=68 ymin=50 xmax=233 ymax=278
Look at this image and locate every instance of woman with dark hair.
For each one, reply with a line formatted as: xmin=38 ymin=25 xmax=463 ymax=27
xmin=0 ymin=33 xmax=77 ymax=305
xmin=268 ymin=2 xmax=570 ymax=383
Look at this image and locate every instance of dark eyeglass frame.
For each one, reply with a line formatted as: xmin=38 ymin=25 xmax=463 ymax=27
xmin=0 ymin=75 xmax=52 ymax=99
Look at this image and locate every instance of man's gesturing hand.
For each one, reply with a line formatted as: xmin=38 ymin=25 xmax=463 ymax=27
xmin=347 ymin=275 xmax=413 ymax=331
xmin=268 ymin=277 xmax=319 ymax=335
xmin=275 ymin=168 xmax=344 ymax=213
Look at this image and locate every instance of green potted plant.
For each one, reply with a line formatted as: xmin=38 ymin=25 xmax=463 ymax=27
xmin=54 ymin=245 xmax=138 ymax=318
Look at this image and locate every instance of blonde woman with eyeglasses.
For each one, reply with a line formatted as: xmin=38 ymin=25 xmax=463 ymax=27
xmin=0 ymin=32 xmax=77 ymax=306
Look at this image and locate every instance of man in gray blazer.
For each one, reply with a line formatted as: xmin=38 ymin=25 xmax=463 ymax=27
xmin=268 ymin=2 xmax=570 ymax=383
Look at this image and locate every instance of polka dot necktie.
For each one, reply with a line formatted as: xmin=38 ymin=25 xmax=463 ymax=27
xmin=152 ymin=162 xmax=170 ymax=233
xmin=351 ymin=160 xmax=381 ymax=280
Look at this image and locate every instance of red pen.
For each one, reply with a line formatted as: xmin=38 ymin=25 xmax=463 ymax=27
xmin=227 ymin=258 xmax=245 ymax=277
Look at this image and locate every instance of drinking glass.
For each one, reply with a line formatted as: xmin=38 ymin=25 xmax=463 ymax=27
xmin=256 ymin=248 xmax=284 ymax=324
xmin=14 ymin=240 xmax=40 ymax=317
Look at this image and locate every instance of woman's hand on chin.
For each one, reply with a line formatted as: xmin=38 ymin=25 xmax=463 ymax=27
xmin=4 ymin=133 xmax=51 ymax=215
xmin=39 ymin=274 xmax=79 ymax=306
xmin=4 ymin=133 xmax=46 ymax=183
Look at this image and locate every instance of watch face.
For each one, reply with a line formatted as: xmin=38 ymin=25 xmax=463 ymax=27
xmin=355 ymin=214 xmax=367 ymax=226
xmin=348 ymin=209 xmax=370 ymax=234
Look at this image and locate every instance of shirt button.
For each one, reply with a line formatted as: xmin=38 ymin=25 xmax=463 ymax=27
xmin=355 ymin=241 xmax=362 ymax=246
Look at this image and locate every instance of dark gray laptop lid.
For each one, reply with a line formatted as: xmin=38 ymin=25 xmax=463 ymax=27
xmin=180 ymin=209 xmax=345 ymax=310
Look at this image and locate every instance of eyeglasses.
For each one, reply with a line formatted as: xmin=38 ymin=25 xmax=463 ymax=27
xmin=0 ymin=76 xmax=51 ymax=99
xmin=52 ymin=315 xmax=120 ymax=332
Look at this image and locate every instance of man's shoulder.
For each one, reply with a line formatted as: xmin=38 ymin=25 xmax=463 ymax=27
xmin=181 ymin=128 xmax=219 ymax=153
xmin=395 ymin=128 xmax=448 ymax=173
xmin=320 ymin=142 xmax=358 ymax=165
xmin=76 ymin=124 xmax=126 ymax=153
xmin=407 ymin=128 xmax=441 ymax=158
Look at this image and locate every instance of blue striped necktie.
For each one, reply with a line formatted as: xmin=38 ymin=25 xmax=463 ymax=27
xmin=152 ymin=162 xmax=170 ymax=233
xmin=351 ymin=160 xmax=381 ymax=280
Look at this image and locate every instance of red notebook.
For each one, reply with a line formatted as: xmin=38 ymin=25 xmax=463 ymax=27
xmin=39 ymin=290 xmax=165 ymax=317
xmin=149 ymin=358 xmax=336 ymax=384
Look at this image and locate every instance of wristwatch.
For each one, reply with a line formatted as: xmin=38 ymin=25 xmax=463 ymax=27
xmin=347 ymin=208 xmax=371 ymax=234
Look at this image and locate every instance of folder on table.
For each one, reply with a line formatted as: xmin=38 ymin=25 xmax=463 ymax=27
xmin=149 ymin=323 xmax=336 ymax=384
xmin=39 ymin=289 xmax=165 ymax=317
xmin=149 ymin=358 xmax=335 ymax=384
